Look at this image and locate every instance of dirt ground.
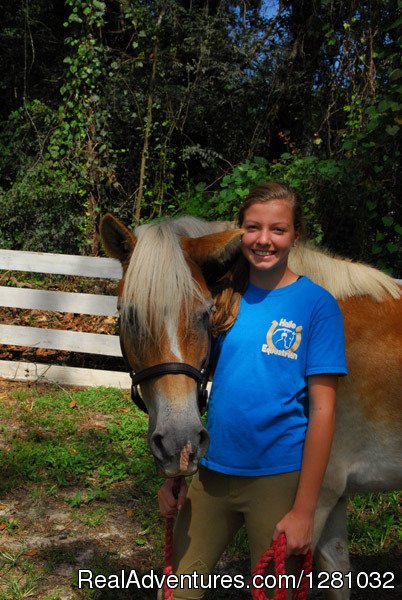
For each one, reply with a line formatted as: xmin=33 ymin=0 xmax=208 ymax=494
xmin=0 ymin=380 xmax=401 ymax=600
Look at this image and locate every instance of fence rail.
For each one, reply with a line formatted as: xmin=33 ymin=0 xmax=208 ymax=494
xmin=0 ymin=249 xmax=131 ymax=389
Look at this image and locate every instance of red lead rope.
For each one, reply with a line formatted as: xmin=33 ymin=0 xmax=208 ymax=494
xmin=163 ymin=478 xmax=182 ymax=600
xmin=251 ymin=533 xmax=312 ymax=600
xmin=163 ymin=517 xmax=312 ymax=600
xmin=163 ymin=515 xmax=175 ymax=600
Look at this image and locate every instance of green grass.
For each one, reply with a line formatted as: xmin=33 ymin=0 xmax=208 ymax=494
xmin=0 ymin=385 xmax=163 ymax=599
xmin=76 ymin=508 xmax=106 ymax=528
xmin=0 ymin=517 xmax=19 ymax=533
xmin=348 ymin=491 xmax=401 ymax=553
xmin=0 ymin=549 xmax=39 ymax=600
xmin=0 ymin=386 xmax=154 ymax=494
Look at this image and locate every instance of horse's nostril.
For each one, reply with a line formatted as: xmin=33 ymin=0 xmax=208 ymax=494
xmin=199 ymin=428 xmax=210 ymax=452
xmin=150 ymin=432 xmax=168 ymax=462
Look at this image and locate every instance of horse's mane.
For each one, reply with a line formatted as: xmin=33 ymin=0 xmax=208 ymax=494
xmin=289 ymin=242 xmax=400 ymax=301
xmin=120 ymin=216 xmax=225 ymax=341
xmin=120 ymin=215 xmax=400 ymax=342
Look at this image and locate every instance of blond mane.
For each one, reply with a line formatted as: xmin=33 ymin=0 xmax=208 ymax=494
xmin=289 ymin=242 xmax=401 ymax=301
xmin=120 ymin=216 xmax=400 ymax=342
xmin=120 ymin=216 xmax=223 ymax=341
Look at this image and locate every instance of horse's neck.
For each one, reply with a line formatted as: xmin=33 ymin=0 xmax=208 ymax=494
xmin=289 ymin=243 xmax=400 ymax=301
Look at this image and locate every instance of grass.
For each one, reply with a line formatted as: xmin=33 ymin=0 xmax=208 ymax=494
xmin=348 ymin=491 xmax=401 ymax=553
xmin=0 ymin=384 xmax=400 ymax=599
xmin=76 ymin=508 xmax=106 ymax=528
xmin=0 ymin=386 xmax=154 ymax=493
xmin=0 ymin=549 xmax=39 ymax=600
xmin=0 ymin=385 xmax=163 ymax=599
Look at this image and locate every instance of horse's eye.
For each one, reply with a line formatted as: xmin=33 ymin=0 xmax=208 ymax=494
xmin=197 ymin=309 xmax=211 ymax=326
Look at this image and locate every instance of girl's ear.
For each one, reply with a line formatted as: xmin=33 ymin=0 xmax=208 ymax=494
xmin=100 ymin=214 xmax=137 ymax=265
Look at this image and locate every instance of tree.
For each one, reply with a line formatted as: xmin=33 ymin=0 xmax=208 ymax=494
xmin=0 ymin=0 xmax=399 ymax=274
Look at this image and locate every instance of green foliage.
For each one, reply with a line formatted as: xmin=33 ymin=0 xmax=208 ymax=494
xmin=181 ymin=157 xmax=269 ymax=219
xmin=330 ymin=7 xmax=402 ymax=271
xmin=211 ymin=158 xmax=270 ymax=219
xmin=0 ymin=100 xmax=82 ymax=252
xmin=48 ymin=0 xmax=115 ymax=252
xmin=0 ymin=1 xmax=400 ymax=273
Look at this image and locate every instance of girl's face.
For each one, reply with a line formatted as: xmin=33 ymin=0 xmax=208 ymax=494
xmin=240 ymin=200 xmax=299 ymax=279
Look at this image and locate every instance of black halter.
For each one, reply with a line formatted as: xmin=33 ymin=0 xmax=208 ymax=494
xmin=119 ymin=327 xmax=211 ymax=416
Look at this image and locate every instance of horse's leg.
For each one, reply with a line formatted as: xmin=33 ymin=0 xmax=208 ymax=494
xmin=309 ymin=459 xmax=351 ymax=600
xmin=314 ymin=495 xmax=350 ymax=600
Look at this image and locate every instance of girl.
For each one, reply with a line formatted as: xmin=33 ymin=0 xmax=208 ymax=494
xmin=158 ymin=182 xmax=347 ymax=598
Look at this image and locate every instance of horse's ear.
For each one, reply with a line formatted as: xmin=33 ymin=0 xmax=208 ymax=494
xmin=182 ymin=229 xmax=243 ymax=266
xmin=100 ymin=214 xmax=137 ymax=264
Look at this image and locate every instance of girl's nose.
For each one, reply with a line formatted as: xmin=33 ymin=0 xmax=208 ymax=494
xmin=257 ymin=229 xmax=271 ymax=245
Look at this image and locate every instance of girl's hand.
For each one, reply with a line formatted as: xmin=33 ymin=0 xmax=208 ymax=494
xmin=272 ymin=508 xmax=313 ymax=557
xmin=157 ymin=477 xmax=188 ymax=518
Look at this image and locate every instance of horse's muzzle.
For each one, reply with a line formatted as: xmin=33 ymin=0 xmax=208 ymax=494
xmin=150 ymin=425 xmax=210 ymax=477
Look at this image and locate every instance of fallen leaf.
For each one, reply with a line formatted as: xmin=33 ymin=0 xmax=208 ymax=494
xmin=117 ymin=408 xmax=130 ymax=413
xmin=69 ymin=400 xmax=77 ymax=409
xmin=0 ymin=523 xmax=7 ymax=531
xmin=24 ymin=548 xmax=39 ymax=557
xmin=37 ymin=348 xmax=57 ymax=357
xmin=126 ymin=509 xmax=134 ymax=518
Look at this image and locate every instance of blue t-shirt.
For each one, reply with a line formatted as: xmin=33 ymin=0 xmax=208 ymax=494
xmin=200 ymin=276 xmax=347 ymax=476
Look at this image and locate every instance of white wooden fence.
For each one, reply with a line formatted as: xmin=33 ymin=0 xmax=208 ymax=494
xmin=0 ymin=249 xmax=131 ymax=389
xmin=2 ymin=248 xmax=400 ymax=391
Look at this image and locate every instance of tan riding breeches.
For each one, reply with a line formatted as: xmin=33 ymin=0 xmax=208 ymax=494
xmin=161 ymin=466 xmax=301 ymax=600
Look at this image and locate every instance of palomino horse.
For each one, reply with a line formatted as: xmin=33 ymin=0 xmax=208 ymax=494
xmin=101 ymin=214 xmax=401 ymax=599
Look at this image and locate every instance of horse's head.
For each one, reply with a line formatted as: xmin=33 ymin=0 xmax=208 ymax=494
xmin=100 ymin=214 xmax=242 ymax=477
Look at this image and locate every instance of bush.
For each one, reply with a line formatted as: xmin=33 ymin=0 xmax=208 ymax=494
xmin=0 ymin=163 xmax=82 ymax=253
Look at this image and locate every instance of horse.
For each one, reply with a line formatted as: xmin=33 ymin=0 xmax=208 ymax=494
xmin=100 ymin=213 xmax=401 ymax=599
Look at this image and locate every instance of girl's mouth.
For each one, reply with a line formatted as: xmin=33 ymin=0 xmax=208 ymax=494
xmin=252 ymin=249 xmax=275 ymax=256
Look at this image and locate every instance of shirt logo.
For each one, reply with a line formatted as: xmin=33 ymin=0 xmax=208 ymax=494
xmin=261 ymin=318 xmax=303 ymax=360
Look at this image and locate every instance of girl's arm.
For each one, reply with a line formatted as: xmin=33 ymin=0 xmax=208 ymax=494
xmin=273 ymin=373 xmax=338 ymax=556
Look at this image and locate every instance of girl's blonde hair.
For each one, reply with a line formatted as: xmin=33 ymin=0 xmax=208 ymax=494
xmin=211 ymin=181 xmax=303 ymax=335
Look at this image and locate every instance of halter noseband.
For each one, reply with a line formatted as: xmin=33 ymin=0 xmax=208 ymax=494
xmin=119 ymin=326 xmax=210 ymax=416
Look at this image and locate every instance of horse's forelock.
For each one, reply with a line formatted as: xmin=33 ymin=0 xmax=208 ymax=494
xmin=120 ymin=217 xmax=217 ymax=343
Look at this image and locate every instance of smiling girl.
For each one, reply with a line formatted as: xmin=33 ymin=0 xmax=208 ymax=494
xmin=158 ymin=181 xmax=347 ymax=599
